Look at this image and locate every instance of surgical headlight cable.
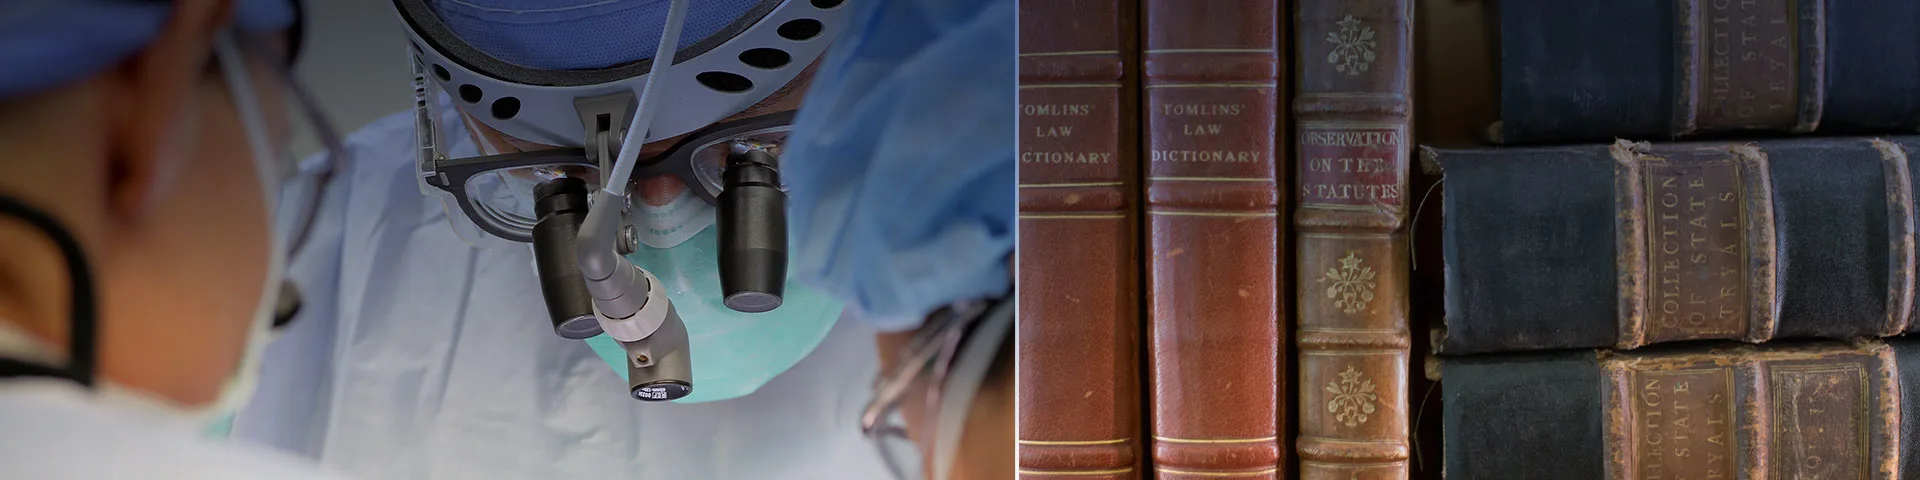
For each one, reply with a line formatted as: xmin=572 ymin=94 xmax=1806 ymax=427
xmin=573 ymin=0 xmax=696 ymax=402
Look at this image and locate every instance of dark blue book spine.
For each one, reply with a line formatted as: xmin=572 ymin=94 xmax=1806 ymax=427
xmin=1497 ymin=0 xmax=1920 ymax=145
xmin=1434 ymin=136 xmax=1917 ymax=354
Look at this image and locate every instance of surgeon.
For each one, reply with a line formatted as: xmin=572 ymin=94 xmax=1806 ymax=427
xmin=232 ymin=0 xmax=1014 ymax=478
xmin=0 ymin=0 xmax=357 ymax=477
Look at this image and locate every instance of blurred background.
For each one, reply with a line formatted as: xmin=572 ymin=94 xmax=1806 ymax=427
xmin=292 ymin=0 xmax=409 ymax=156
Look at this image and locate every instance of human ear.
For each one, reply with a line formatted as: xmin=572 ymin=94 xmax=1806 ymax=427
xmin=100 ymin=0 xmax=233 ymax=219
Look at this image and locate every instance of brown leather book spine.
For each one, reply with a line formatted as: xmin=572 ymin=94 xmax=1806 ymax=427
xmin=1597 ymin=342 xmax=1899 ymax=479
xmin=1017 ymin=0 xmax=1143 ymax=478
xmin=1671 ymin=0 xmax=1826 ymax=135
xmin=1142 ymin=1 xmax=1285 ymax=478
xmin=1292 ymin=0 xmax=1414 ymax=478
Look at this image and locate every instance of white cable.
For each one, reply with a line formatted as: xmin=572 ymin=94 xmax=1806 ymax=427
xmin=575 ymin=0 xmax=691 ymax=331
xmin=602 ymin=0 xmax=690 ymax=198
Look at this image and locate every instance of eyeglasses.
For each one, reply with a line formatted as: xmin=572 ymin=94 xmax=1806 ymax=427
xmin=859 ymin=299 xmax=1003 ymax=480
xmin=212 ymin=29 xmax=346 ymax=263
xmin=409 ymin=39 xmax=796 ymax=244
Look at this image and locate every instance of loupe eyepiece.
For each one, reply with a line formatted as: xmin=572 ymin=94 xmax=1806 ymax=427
xmin=532 ymin=177 xmax=603 ymax=339
xmin=625 ymin=303 xmax=693 ymax=401
xmin=717 ymin=144 xmax=788 ymax=313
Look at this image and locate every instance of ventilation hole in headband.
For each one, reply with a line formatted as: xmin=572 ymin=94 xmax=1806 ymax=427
xmin=490 ymin=97 xmax=521 ymax=120
xmin=811 ymin=0 xmax=845 ymax=8
xmin=458 ymin=84 xmax=483 ymax=104
xmin=696 ymin=72 xmax=754 ymax=93
xmin=777 ymin=19 xmax=824 ymax=41
xmin=739 ymin=48 xmax=792 ymax=69
xmin=432 ymin=64 xmax=451 ymax=82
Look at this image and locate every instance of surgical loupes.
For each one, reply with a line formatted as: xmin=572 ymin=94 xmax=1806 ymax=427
xmin=716 ymin=142 xmax=788 ymax=313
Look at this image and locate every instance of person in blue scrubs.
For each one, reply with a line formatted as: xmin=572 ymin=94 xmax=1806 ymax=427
xmin=235 ymin=0 xmax=1016 ymax=479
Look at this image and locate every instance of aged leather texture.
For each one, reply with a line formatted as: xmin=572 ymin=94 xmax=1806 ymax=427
xmin=1016 ymin=1 xmax=1143 ymax=478
xmin=1142 ymin=0 xmax=1285 ymax=478
xmin=1293 ymin=0 xmax=1414 ymax=479
xmin=1442 ymin=340 xmax=1904 ymax=480
xmin=1496 ymin=0 xmax=1920 ymax=145
xmin=1435 ymin=136 xmax=1920 ymax=355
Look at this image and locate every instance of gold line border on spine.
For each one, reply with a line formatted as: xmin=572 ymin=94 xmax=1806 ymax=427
xmin=1016 ymin=468 xmax=1137 ymax=476
xmin=1018 ymin=438 xmax=1131 ymax=446
xmin=1020 ymin=83 xmax=1122 ymax=89
xmin=1300 ymin=203 xmax=1391 ymax=212
xmin=1151 ymin=436 xmax=1278 ymax=444
xmin=1147 ymin=177 xmax=1271 ymax=182
xmin=1146 ymin=211 xmax=1279 ymax=218
xmin=1154 ymin=467 xmax=1280 ymax=477
xmin=1020 ymin=182 xmax=1125 ymax=188
xmin=1299 ymin=460 xmax=1408 ymax=468
xmin=1144 ymin=48 xmax=1278 ymax=54
xmin=1019 ymin=50 xmax=1120 ymax=57
xmin=1301 ymin=349 xmax=1406 ymax=356
xmin=1020 ymin=214 xmax=1126 ymax=219
xmin=1145 ymin=83 xmax=1276 ymax=89
xmin=1299 ymin=232 xmax=1391 ymax=240
xmin=1297 ymin=120 xmax=1407 ymax=130
xmin=1296 ymin=435 xmax=1406 ymax=445
xmin=1298 ymin=327 xmax=1405 ymax=334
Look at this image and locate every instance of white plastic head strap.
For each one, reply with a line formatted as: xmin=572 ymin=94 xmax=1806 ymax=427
xmin=595 ymin=267 xmax=673 ymax=342
xmin=929 ymin=301 xmax=1011 ymax=480
xmin=203 ymin=30 xmax=286 ymax=429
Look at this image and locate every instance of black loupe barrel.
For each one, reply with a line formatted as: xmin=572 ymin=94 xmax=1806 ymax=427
xmin=717 ymin=147 xmax=787 ymax=313
xmin=532 ymin=177 xmax=603 ymax=339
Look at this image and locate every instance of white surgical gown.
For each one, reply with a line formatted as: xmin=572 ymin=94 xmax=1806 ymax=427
xmin=0 ymin=378 xmax=352 ymax=479
xmin=232 ymin=101 xmax=893 ymax=479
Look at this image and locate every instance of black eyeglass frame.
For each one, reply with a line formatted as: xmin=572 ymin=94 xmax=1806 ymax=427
xmin=419 ymin=110 xmax=796 ymax=243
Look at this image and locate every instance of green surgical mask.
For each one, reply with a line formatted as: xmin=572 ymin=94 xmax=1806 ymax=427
xmin=584 ymin=226 xmax=843 ymax=403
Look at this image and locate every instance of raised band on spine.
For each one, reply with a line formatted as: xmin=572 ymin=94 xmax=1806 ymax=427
xmin=1731 ymin=143 xmax=1778 ymax=343
xmin=1671 ymin=0 xmax=1702 ymax=136
xmin=1790 ymin=0 xmax=1827 ymax=133
xmin=1612 ymin=140 xmax=1651 ymax=350
xmin=1871 ymin=138 xmax=1915 ymax=334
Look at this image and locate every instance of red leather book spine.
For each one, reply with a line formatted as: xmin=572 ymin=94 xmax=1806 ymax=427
xmin=1017 ymin=0 xmax=1144 ymax=478
xmin=1292 ymin=0 xmax=1415 ymax=478
xmin=1142 ymin=1 xmax=1286 ymax=478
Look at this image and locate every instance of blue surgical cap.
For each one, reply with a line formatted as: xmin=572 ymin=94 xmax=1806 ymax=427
xmin=428 ymin=0 xmax=766 ymax=70
xmin=781 ymin=0 xmax=1017 ymax=332
xmin=0 ymin=0 xmax=296 ymax=98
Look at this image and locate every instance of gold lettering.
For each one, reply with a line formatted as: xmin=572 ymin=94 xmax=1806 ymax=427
xmin=1159 ymin=103 xmax=1245 ymax=117
xmin=1021 ymin=104 xmax=1094 ymax=116
xmin=1020 ymin=151 xmax=1114 ymax=164
xmin=1302 ymin=130 xmax=1404 ymax=147
xmin=1302 ymin=183 xmax=1403 ymax=203
xmin=1181 ymin=123 xmax=1221 ymax=136
xmin=1150 ymin=150 xmax=1260 ymax=163
xmin=1033 ymin=125 xmax=1073 ymax=138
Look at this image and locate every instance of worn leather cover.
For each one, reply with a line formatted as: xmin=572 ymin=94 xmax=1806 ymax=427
xmin=1436 ymin=137 xmax=1919 ymax=355
xmin=1017 ymin=0 xmax=1143 ymax=478
xmin=1496 ymin=0 xmax=1920 ymax=145
xmin=1292 ymin=0 xmax=1415 ymax=479
xmin=1141 ymin=1 xmax=1284 ymax=478
xmin=1441 ymin=339 xmax=1906 ymax=479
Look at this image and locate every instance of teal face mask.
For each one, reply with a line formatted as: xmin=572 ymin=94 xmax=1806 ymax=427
xmin=584 ymin=226 xmax=844 ymax=403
